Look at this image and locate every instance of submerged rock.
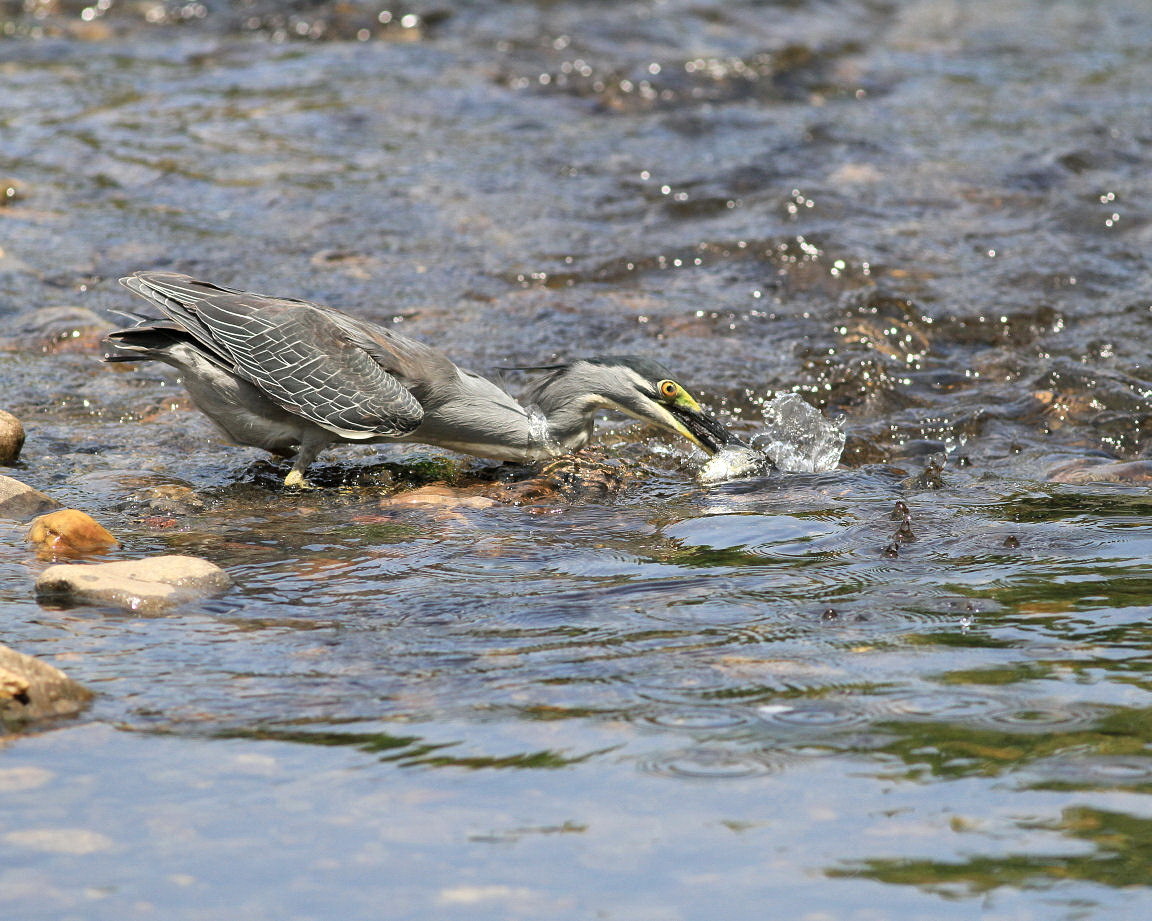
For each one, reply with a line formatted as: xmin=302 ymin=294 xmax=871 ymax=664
xmin=0 ymin=410 xmax=24 ymax=465
xmin=36 ymin=555 xmax=231 ymax=614
xmin=1047 ymin=459 xmax=1152 ymax=484
xmin=26 ymin=509 xmax=119 ymax=559
xmin=901 ymin=452 xmax=947 ymax=489
xmin=0 ymin=306 xmax=112 ymax=354
xmin=0 ymin=643 xmax=93 ymax=731
xmin=380 ymin=485 xmax=498 ymax=509
xmin=0 ymin=475 xmax=62 ymax=521
xmin=495 ymin=454 xmax=628 ymax=503
xmin=128 ymin=484 xmax=207 ymax=517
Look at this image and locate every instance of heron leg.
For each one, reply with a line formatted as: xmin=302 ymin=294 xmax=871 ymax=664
xmin=283 ymin=434 xmax=329 ymax=488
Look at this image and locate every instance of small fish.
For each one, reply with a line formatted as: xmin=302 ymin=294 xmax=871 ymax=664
xmin=697 ymin=445 xmax=772 ymax=484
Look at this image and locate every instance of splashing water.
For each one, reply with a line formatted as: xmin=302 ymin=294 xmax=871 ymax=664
xmin=699 ymin=393 xmax=844 ymax=483
xmin=526 ymin=405 xmax=561 ymax=461
xmin=755 ymin=393 xmax=845 ymax=473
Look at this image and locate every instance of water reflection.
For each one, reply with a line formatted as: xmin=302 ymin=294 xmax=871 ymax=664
xmin=829 ymin=806 xmax=1152 ymax=896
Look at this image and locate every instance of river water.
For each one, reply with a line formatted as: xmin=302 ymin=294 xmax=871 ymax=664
xmin=3 ymin=1 xmax=1152 ymax=918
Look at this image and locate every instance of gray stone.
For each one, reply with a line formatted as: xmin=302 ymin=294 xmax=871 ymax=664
xmin=35 ymin=554 xmax=231 ymax=614
xmin=0 ymin=644 xmax=93 ymax=731
xmin=0 ymin=475 xmax=62 ymax=521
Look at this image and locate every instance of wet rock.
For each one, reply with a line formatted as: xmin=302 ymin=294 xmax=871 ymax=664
xmin=894 ymin=519 xmax=916 ymax=543
xmin=1047 ymin=459 xmax=1152 ymax=484
xmin=0 ymin=410 xmax=25 ymax=465
xmin=840 ymin=434 xmax=888 ymax=466
xmin=35 ymin=555 xmax=231 ymax=614
xmin=380 ymin=485 xmax=499 ymax=510
xmin=0 ymin=644 xmax=93 ymax=731
xmin=891 ymin=439 xmax=947 ymax=460
xmin=0 ymin=475 xmax=63 ymax=521
xmin=0 ymin=306 xmax=112 ymax=354
xmin=126 ymin=484 xmax=207 ymax=517
xmin=901 ymin=453 xmax=946 ymax=489
xmin=494 ymin=454 xmax=628 ymax=503
xmin=26 ymin=509 xmax=119 ymax=559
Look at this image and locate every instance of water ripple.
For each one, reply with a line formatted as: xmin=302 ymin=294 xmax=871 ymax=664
xmin=639 ymin=747 xmax=791 ymax=780
xmin=874 ymin=691 xmax=1106 ymax=732
xmin=641 ymin=707 xmax=757 ymax=732
xmin=755 ymin=700 xmax=874 ymax=730
xmin=1024 ymin=754 xmax=1152 ymax=791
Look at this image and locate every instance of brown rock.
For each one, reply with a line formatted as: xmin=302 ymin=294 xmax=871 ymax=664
xmin=0 ymin=475 xmax=62 ymax=521
xmin=0 ymin=644 xmax=92 ymax=731
xmin=0 ymin=410 xmax=24 ymax=465
xmin=35 ymin=555 xmax=231 ymax=614
xmin=26 ymin=509 xmax=118 ymax=559
xmin=380 ymin=485 xmax=499 ymax=509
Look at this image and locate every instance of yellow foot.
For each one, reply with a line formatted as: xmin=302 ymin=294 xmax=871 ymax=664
xmin=283 ymin=470 xmax=310 ymax=489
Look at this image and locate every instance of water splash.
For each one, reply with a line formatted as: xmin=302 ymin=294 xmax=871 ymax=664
xmin=754 ymin=393 xmax=845 ymax=473
xmin=525 ymin=405 xmax=561 ymax=461
xmin=699 ymin=393 xmax=844 ymax=483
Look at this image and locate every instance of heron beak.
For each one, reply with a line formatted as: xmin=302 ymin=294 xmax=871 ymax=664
xmin=667 ymin=401 xmax=740 ymax=455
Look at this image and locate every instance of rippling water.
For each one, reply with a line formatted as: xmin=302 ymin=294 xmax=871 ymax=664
xmin=3 ymin=1 xmax=1152 ymax=918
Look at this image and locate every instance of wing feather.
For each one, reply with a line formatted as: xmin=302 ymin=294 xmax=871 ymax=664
xmin=120 ymin=272 xmax=424 ymax=438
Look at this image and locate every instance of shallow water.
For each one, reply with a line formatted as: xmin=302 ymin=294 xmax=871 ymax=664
xmin=3 ymin=0 xmax=1152 ymax=918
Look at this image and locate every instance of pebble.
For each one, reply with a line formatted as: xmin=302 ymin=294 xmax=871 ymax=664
xmin=0 ymin=410 xmax=24 ymax=465
xmin=0 ymin=643 xmax=93 ymax=730
xmin=0 ymin=475 xmax=63 ymax=521
xmin=35 ymin=555 xmax=231 ymax=614
xmin=26 ymin=509 xmax=119 ymax=559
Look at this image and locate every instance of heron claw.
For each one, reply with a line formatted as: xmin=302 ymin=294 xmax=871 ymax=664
xmin=283 ymin=470 xmax=311 ymax=489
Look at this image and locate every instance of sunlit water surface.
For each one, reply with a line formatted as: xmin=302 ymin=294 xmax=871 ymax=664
xmin=3 ymin=1 xmax=1152 ymax=918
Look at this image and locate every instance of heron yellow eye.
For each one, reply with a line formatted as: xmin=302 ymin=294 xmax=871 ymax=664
xmin=658 ymin=380 xmax=680 ymax=400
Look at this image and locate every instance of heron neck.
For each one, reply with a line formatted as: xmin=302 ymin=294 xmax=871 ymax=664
xmin=521 ymin=373 xmax=599 ymax=456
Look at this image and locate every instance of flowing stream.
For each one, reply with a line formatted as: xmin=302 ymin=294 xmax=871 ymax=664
xmin=3 ymin=1 xmax=1152 ymax=918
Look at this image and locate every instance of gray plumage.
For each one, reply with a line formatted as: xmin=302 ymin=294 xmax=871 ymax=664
xmin=104 ymin=272 xmax=735 ymax=485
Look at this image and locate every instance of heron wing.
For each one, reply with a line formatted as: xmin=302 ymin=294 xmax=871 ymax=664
xmin=121 ymin=272 xmax=424 ymax=438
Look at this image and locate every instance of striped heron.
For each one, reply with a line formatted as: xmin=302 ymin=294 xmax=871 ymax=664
xmin=103 ymin=272 xmax=737 ymax=486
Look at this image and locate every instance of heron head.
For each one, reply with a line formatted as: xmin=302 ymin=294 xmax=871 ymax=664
xmin=569 ymin=356 xmax=739 ymax=455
